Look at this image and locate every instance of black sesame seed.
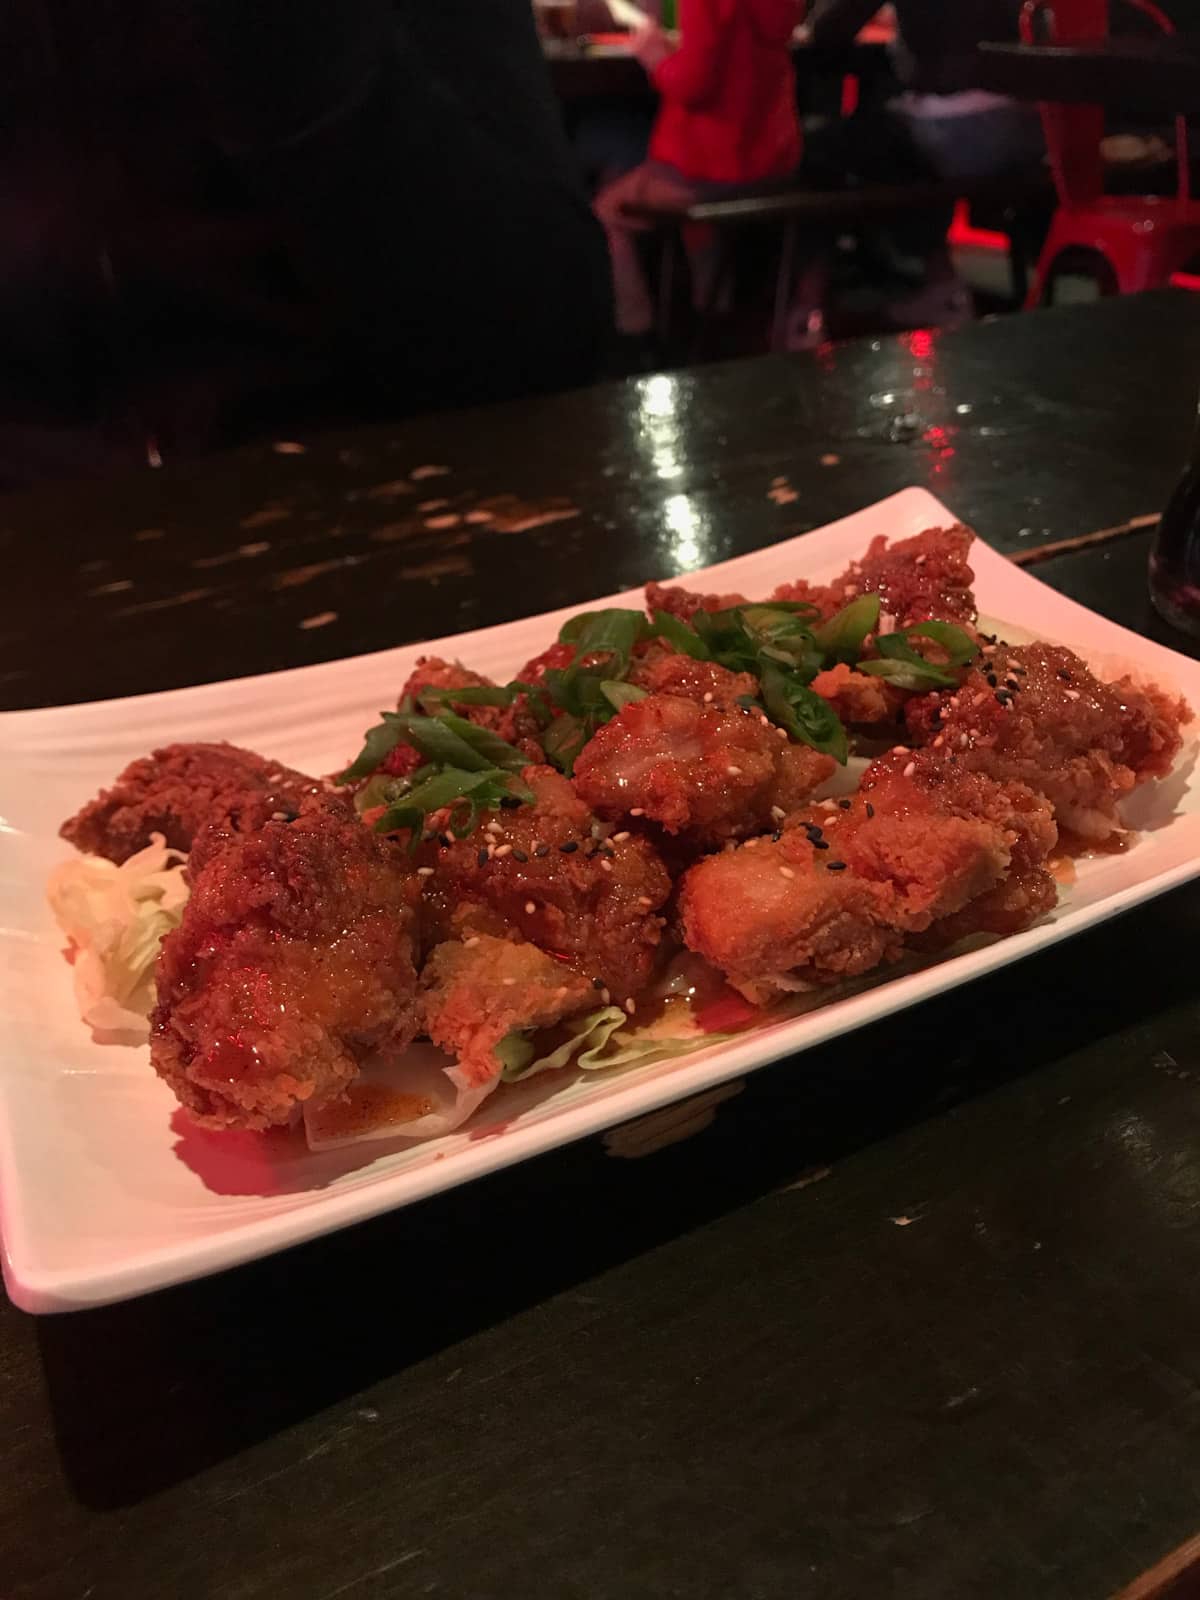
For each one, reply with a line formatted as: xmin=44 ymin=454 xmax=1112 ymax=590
xmin=865 ymin=803 xmax=875 ymax=818
xmin=477 ymin=849 xmax=489 ymax=867
xmin=511 ymin=848 xmax=528 ymax=863
xmin=534 ymin=844 xmax=550 ymax=858
xmin=813 ymin=839 xmax=830 ymax=850
xmin=930 ymin=709 xmax=943 ymax=727
xmin=771 ymin=830 xmax=783 ymax=842
xmin=592 ymin=977 xmax=605 ymax=990
xmin=985 ymin=673 xmax=998 ymax=688
xmin=1057 ymin=670 xmax=1071 ymax=683
xmin=996 ymin=691 xmax=1011 ymax=706
xmin=838 ymin=798 xmax=851 ymax=810
xmin=826 ymin=860 xmax=847 ymax=871
xmin=559 ymin=841 xmax=578 ymax=853
xmin=500 ymin=796 xmax=522 ymax=808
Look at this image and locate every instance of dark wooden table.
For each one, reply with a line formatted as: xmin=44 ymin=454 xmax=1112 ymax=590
xmin=976 ymin=36 xmax=1200 ymax=114
xmin=5 ymin=292 xmax=1200 ymax=1600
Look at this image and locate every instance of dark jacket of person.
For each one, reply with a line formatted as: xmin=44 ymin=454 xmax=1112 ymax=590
xmin=806 ymin=0 xmax=1026 ymax=95
xmin=0 ymin=0 xmax=612 ymax=486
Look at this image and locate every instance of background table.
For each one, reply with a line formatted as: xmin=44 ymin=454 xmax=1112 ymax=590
xmin=4 ymin=292 xmax=1200 ymax=1600
xmin=976 ymin=36 xmax=1200 ymax=115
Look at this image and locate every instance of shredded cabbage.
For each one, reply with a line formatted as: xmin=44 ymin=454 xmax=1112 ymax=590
xmin=500 ymin=1005 xmax=726 ymax=1082
xmin=47 ymin=834 xmax=189 ymax=1039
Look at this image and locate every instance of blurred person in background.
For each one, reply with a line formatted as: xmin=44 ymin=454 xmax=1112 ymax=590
xmin=594 ymin=0 xmax=804 ymax=355
xmin=802 ymin=0 xmax=1043 ymax=326
xmin=0 ymin=0 xmax=611 ymax=489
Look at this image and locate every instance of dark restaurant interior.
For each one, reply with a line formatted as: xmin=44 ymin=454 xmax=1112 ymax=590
xmin=5 ymin=4 xmax=1200 ymax=1599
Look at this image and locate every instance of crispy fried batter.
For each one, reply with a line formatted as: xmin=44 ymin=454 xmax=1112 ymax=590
xmin=60 ymin=742 xmax=333 ymax=865
xmin=644 ymin=579 xmax=748 ymax=623
xmin=397 ymin=655 xmax=544 ymax=755
xmin=903 ymin=641 xmax=1190 ymax=842
xmin=810 ymin=662 xmax=901 ymax=725
xmin=419 ymin=767 xmax=671 ymax=1000
xmin=678 ymin=831 xmax=903 ymax=1004
xmin=419 ymin=936 xmax=594 ymax=1087
xmin=629 ymin=643 xmax=758 ymax=709
xmin=679 ymin=746 xmax=1042 ymax=1001
xmin=573 ymin=693 xmax=835 ymax=845
xmin=151 ymin=811 xmax=421 ymax=1130
xmin=774 ymin=525 xmax=977 ymax=629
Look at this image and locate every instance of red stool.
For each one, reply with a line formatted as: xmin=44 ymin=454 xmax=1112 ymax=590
xmin=1024 ymin=0 xmax=1200 ymax=304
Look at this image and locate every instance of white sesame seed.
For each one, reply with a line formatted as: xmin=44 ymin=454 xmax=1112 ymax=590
xmin=554 ymin=986 xmax=567 ymax=1001
xmin=771 ymin=805 xmax=786 ymax=821
xmin=417 ymin=866 xmax=435 ymax=877
xmin=959 ymin=733 xmax=968 ymax=749
xmin=843 ymin=584 xmax=857 ymax=597
xmin=776 ymin=728 xmax=788 ymax=740
xmin=933 ymin=735 xmax=945 ymax=748
xmin=743 ymin=838 xmax=759 ymax=849
xmin=819 ymin=798 xmax=838 ymax=810
xmin=892 ymin=745 xmax=909 ymax=755
xmin=493 ymin=843 xmax=512 ymax=857
xmin=903 ymin=761 xmax=916 ymax=778
xmin=524 ymin=900 xmax=536 ymax=914
xmin=703 ymin=691 xmax=713 ymax=703
xmin=974 ymin=691 xmax=988 ymax=706
xmin=625 ymin=998 xmax=637 ymax=1015
xmin=464 ymin=936 xmax=480 ymax=947
xmin=637 ymin=894 xmax=653 ymax=905
xmin=601 ymin=859 xmax=613 ymax=871
xmin=270 ymin=810 xmax=288 ymax=822
xmin=915 ymin=553 xmax=927 ymax=566
xmin=779 ymin=866 xmax=796 ymax=879
xmin=727 ymin=765 xmax=742 ymax=775
xmin=502 ymin=978 xmax=517 ymax=986
xmin=629 ymin=807 xmax=645 ymax=816
xmin=1065 ymin=688 xmax=1080 ymax=700
xmin=601 ymin=988 xmax=611 ymax=1004
xmin=824 ymin=813 xmax=840 ymax=826
xmin=612 ymin=830 xmax=630 ymax=842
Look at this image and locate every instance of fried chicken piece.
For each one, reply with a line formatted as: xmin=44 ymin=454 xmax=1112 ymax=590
xmin=400 ymin=655 xmax=496 ymax=707
xmin=774 ymin=525 xmax=977 ymax=629
xmin=681 ymin=752 xmax=1027 ymax=1002
xmin=573 ymin=694 xmax=835 ymax=846
xmin=418 ymin=766 xmax=670 ymax=1000
xmin=644 ymin=579 xmax=748 ymax=623
xmin=903 ymin=640 xmax=1190 ymax=843
xmin=374 ymin=655 xmax=543 ymax=780
xmin=60 ymin=742 xmax=334 ymax=865
xmin=810 ymin=663 xmax=902 ymax=726
xmin=420 ymin=936 xmax=594 ymax=1087
xmin=151 ymin=810 xmax=421 ymax=1130
xmin=853 ymin=747 xmax=1057 ymax=941
xmin=678 ymin=831 xmax=904 ymax=1004
xmin=628 ymin=643 xmax=758 ymax=709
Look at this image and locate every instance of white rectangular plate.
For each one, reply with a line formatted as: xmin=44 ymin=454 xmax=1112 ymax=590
xmin=3 ymin=488 xmax=1199 ymax=1313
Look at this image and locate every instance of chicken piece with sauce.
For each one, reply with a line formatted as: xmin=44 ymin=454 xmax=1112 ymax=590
xmin=903 ymin=640 xmax=1190 ymax=843
xmin=573 ymin=693 xmax=836 ymax=847
xmin=151 ymin=809 xmax=421 ymax=1130
xmin=417 ymin=766 xmax=671 ymax=1002
xmin=60 ymin=741 xmax=337 ymax=866
xmin=419 ymin=936 xmax=595 ymax=1088
xmin=679 ymin=753 xmax=1029 ymax=1003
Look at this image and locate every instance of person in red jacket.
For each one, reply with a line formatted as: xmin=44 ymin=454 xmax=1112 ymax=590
xmin=594 ymin=0 xmax=803 ymax=339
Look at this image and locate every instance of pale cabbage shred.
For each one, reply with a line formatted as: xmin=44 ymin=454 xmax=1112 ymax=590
xmin=46 ymin=834 xmax=189 ymax=1039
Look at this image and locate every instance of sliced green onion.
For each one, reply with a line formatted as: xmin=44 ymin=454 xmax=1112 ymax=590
xmin=812 ymin=594 xmax=882 ymax=663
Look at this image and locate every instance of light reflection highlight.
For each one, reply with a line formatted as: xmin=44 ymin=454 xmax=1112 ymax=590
xmin=636 ymin=373 xmax=684 ymax=481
